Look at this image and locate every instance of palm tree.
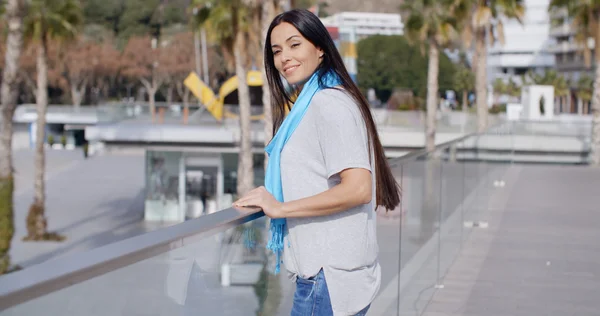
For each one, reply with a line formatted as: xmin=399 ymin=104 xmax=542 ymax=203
xmin=454 ymin=65 xmax=475 ymax=112
xmin=23 ymin=0 xmax=82 ymax=241
xmin=258 ymin=0 xmax=281 ymax=169
xmin=402 ymin=0 xmax=463 ymax=152
xmin=506 ymin=77 xmax=521 ymax=99
xmin=525 ymin=70 xmax=569 ymax=113
xmin=192 ymin=0 xmax=254 ymax=196
xmin=549 ymin=1 xmax=600 ymax=164
xmin=463 ymin=0 xmax=525 ymax=132
xmin=0 ymin=0 xmax=26 ymax=274
xmin=492 ymin=78 xmax=507 ymax=105
xmin=402 ymin=0 xmax=465 ymax=246
xmin=577 ymin=75 xmax=593 ymax=115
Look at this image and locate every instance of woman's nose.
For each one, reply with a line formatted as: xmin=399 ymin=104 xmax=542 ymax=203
xmin=280 ymin=51 xmax=291 ymax=63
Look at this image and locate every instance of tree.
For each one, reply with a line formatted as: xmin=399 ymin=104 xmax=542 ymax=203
xmin=0 ymin=17 xmax=5 ymax=77
xmin=463 ymin=0 xmax=525 ymax=132
xmin=248 ymin=3 xmax=285 ymax=315
xmin=256 ymin=0 xmax=281 ymax=169
xmin=454 ymin=65 xmax=475 ymax=112
xmin=18 ymin=44 xmax=43 ymax=102
xmin=18 ymin=40 xmax=64 ymax=104
xmin=22 ymin=0 xmax=82 ymax=241
xmin=402 ymin=0 xmax=463 ymax=152
xmin=0 ymin=0 xmax=26 ymax=273
xmin=82 ymin=0 xmax=190 ymax=47
xmin=89 ymin=40 xmax=121 ymax=104
xmin=492 ymin=77 xmax=507 ymax=105
xmin=121 ymin=35 xmax=170 ymax=122
xmin=60 ymin=38 xmax=96 ymax=108
xmin=163 ymin=31 xmax=195 ymax=123
xmin=192 ymin=0 xmax=254 ymax=196
xmin=357 ymin=35 xmax=456 ymax=104
xmin=576 ymin=75 xmax=593 ymax=115
xmin=506 ymin=77 xmax=521 ymax=98
xmin=524 ymin=69 xmax=569 ymax=112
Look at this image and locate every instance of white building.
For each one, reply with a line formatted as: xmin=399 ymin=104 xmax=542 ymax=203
xmin=320 ymin=11 xmax=404 ymax=39
xmin=487 ymin=0 xmax=554 ymax=83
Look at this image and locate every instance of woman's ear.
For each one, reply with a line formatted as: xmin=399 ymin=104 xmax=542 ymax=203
xmin=318 ymin=48 xmax=324 ymax=58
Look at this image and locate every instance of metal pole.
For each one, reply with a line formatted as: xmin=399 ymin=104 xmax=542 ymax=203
xmin=201 ymin=28 xmax=210 ymax=85
xmin=194 ymin=30 xmax=202 ymax=76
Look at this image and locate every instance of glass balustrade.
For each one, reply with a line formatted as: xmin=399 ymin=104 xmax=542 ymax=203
xmin=0 ymin=131 xmax=520 ymax=316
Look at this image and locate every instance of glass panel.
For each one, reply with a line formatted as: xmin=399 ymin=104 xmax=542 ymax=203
xmin=460 ymin=133 xmax=491 ymax=245
xmin=145 ymin=150 xmax=184 ymax=222
xmin=0 ymin=217 xmax=295 ymax=316
xmin=396 ymin=150 xmax=443 ymax=316
xmin=437 ymin=141 xmax=468 ymax=284
xmin=220 ymin=153 xmax=266 ymax=200
xmin=183 ymin=153 xmax=224 ymax=217
xmin=368 ymin=160 xmax=402 ymax=315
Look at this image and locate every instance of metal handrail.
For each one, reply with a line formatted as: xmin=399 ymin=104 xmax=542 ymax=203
xmin=0 ymin=128 xmax=486 ymax=311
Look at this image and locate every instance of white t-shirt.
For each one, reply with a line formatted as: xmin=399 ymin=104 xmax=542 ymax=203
xmin=280 ymin=88 xmax=381 ymax=316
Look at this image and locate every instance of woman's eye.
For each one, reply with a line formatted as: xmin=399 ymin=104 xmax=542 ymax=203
xmin=291 ymin=43 xmax=300 ymax=48
xmin=273 ymin=50 xmax=281 ymax=55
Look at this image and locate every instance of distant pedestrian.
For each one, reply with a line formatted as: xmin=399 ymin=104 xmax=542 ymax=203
xmin=233 ymin=9 xmax=401 ymax=316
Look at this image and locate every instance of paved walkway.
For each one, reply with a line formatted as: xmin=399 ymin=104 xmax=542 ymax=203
xmin=9 ymin=149 xmax=162 ymax=268
xmin=420 ymin=164 xmax=600 ymax=316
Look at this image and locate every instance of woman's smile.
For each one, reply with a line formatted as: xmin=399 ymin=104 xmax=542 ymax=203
xmin=283 ymin=64 xmax=300 ymax=76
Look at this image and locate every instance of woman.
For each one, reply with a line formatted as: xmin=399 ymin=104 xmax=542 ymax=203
xmin=233 ymin=9 xmax=401 ymax=316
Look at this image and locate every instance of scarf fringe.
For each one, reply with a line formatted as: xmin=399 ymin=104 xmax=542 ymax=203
xmin=266 ymin=219 xmax=286 ymax=274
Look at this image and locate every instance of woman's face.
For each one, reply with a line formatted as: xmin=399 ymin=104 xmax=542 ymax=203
xmin=270 ymin=22 xmax=323 ymax=87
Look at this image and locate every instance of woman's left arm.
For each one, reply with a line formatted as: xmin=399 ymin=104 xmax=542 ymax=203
xmin=233 ymin=167 xmax=372 ymax=218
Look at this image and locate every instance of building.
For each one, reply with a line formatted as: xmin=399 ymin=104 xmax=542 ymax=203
xmin=320 ymin=12 xmax=404 ymax=39
xmin=547 ymin=9 xmax=595 ymax=83
xmin=545 ymin=7 xmax=596 ymax=114
xmin=487 ymin=0 xmax=555 ymax=83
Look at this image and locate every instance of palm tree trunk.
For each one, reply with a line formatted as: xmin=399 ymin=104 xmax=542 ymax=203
xmin=0 ymin=0 xmax=25 ymax=273
xmin=425 ymin=42 xmax=439 ymax=152
xmin=262 ymin=0 xmax=276 ymax=169
xmin=235 ymin=31 xmax=254 ymax=196
xmin=26 ymin=39 xmax=50 ymax=240
xmin=589 ymin=18 xmax=600 ymax=166
xmin=462 ymin=90 xmax=468 ymax=113
xmin=25 ymin=39 xmax=65 ymax=242
xmin=475 ymin=30 xmax=488 ymax=133
xmin=423 ymin=43 xmax=440 ymax=233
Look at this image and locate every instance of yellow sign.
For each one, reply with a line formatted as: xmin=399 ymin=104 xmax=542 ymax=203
xmin=184 ymin=71 xmax=265 ymax=121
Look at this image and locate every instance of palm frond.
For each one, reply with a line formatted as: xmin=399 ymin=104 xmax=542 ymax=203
xmin=23 ymin=0 xmax=83 ymax=45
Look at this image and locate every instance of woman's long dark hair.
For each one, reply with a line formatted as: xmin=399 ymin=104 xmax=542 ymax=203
xmin=264 ymin=9 xmax=400 ymax=211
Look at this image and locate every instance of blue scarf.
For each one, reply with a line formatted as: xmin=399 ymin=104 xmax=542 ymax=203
xmin=264 ymin=70 xmax=342 ymax=273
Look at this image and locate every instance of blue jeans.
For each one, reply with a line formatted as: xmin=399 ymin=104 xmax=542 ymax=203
xmin=291 ymin=269 xmax=370 ymax=316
